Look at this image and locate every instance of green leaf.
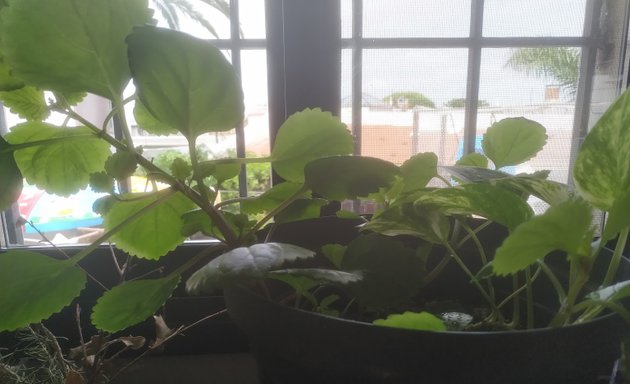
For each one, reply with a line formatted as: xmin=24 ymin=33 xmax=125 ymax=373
xmin=0 ymin=250 xmax=86 ymax=332
xmin=0 ymin=0 xmax=153 ymax=99
xmin=0 ymin=86 xmax=48 ymax=120
xmin=104 ymin=191 xmax=196 ymax=260
xmin=91 ymin=275 xmax=180 ymax=332
xmin=414 ymin=184 xmax=533 ymax=231
xmin=133 ymin=99 xmax=178 ymax=136
xmin=269 ymin=268 xmax=362 ymax=286
xmin=400 ymin=152 xmax=438 ymax=192
xmin=441 ymin=165 xmax=510 ymax=183
xmin=186 ymin=243 xmax=316 ymax=294
xmin=373 ymin=311 xmax=446 ymax=332
xmin=364 ymin=203 xmax=450 ymax=244
xmin=240 ymin=182 xmax=307 ymax=215
xmin=482 ymin=117 xmax=547 ymax=169
xmin=341 ymin=234 xmax=425 ymax=308
xmin=105 ymin=151 xmax=138 ymax=180
xmin=275 ymin=198 xmax=327 ymax=224
xmin=322 ymin=243 xmax=346 ymax=268
xmin=493 ymin=175 xmax=574 ymax=207
xmin=493 ymin=199 xmax=594 ymax=276
xmin=127 ymin=26 xmax=243 ymax=139
xmin=0 ymin=137 xmax=22 ymax=211
xmin=456 ymin=152 xmax=489 ymax=168
xmin=6 ymin=122 xmax=111 ymax=196
xmin=171 ymin=157 xmax=192 ymax=180
xmin=271 ymin=109 xmax=354 ymax=183
xmin=181 ymin=210 xmax=254 ymax=241
xmin=304 ymin=156 xmax=400 ymax=201
xmin=89 ymin=172 xmax=114 ymax=193
xmin=196 ymin=159 xmax=242 ymax=182
xmin=0 ymin=59 xmax=24 ymax=91
xmin=574 ymin=88 xmax=630 ymax=238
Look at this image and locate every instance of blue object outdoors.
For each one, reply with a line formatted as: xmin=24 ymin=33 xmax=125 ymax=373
xmin=455 ymin=135 xmax=516 ymax=174
xmin=18 ymin=186 xmax=104 ymax=234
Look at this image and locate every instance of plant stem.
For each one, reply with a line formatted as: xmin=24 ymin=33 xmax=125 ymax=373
xmin=602 ymin=227 xmax=629 ymax=287
xmin=444 ymin=243 xmax=501 ymax=320
xmin=525 ymin=267 xmax=534 ymax=329
xmin=537 ymin=259 xmax=566 ymax=303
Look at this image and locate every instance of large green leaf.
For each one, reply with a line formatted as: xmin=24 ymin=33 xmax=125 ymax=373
xmin=0 ymin=59 xmax=23 ymax=91
xmin=271 ymin=109 xmax=354 ymax=183
xmin=127 ymin=26 xmax=243 ymax=139
xmin=0 ymin=0 xmax=152 ymax=99
xmin=373 ymin=311 xmax=446 ymax=332
xmin=133 ymin=100 xmax=178 ymax=136
xmin=493 ymin=199 xmax=594 ymax=276
xmin=574 ymin=88 xmax=630 ymax=238
xmin=186 ymin=243 xmax=316 ymax=294
xmin=6 ymin=122 xmax=111 ymax=195
xmin=341 ymin=234 xmax=426 ymax=309
xmin=91 ymin=275 xmax=180 ymax=332
xmin=103 ymin=191 xmax=196 ymax=260
xmin=269 ymin=268 xmax=362 ymax=286
xmin=274 ymin=198 xmax=328 ymax=224
xmin=0 ymin=137 xmax=22 ymax=211
xmin=414 ymin=184 xmax=533 ymax=231
xmin=0 ymin=250 xmax=86 ymax=331
xmin=482 ymin=117 xmax=547 ymax=169
xmin=0 ymin=85 xmax=48 ymax=120
xmin=456 ymin=152 xmax=488 ymax=168
xmin=400 ymin=152 xmax=438 ymax=192
xmin=304 ymin=156 xmax=400 ymax=201
xmin=441 ymin=166 xmax=510 ymax=183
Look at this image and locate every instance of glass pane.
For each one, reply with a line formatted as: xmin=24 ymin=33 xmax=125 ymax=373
xmin=358 ymin=49 xmax=468 ymax=164
xmin=341 ymin=0 xmax=353 ymax=39
xmin=240 ymin=0 xmax=266 ymax=38
xmin=484 ymin=0 xmax=587 ymax=37
xmin=150 ymin=0 xmax=232 ymax=39
xmin=363 ymin=0 xmax=471 ymax=38
xmin=478 ymin=48 xmax=579 ymax=184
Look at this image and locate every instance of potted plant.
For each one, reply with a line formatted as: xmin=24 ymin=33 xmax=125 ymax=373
xmin=215 ymin=111 xmax=630 ymax=383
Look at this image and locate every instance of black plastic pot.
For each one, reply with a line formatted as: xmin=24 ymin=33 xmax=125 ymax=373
xmin=224 ymin=217 xmax=629 ymax=384
xmin=225 ymin=284 xmax=624 ymax=384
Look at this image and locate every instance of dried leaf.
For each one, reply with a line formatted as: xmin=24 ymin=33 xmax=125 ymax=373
xmin=65 ymin=370 xmax=86 ymax=384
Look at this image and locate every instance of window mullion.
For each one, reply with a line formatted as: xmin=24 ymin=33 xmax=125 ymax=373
xmin=463 ymin=0 xmax=485 ymax=155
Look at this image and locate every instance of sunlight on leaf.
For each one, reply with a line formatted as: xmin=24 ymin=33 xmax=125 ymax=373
xmin=482 ymin=117 xmax=547 ymax=169
xmin=6 ymin=122 xmax=111 ymax=195
xmin=104 ymin=191 xmax=196 ymax=260
xmin=271 ymin=109 xmax=353 ymax=183
xmin=0 ymin=85 xmax=48 ymax=120
xmin=373 ymin=311 xmax=446 ymax=332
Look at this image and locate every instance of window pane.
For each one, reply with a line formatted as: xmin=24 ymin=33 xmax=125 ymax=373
xmin=483 ymin=0 xmax=587 ymax=37
xmin=478 ymin=48 xmax=579 ymax=183
xmin=363 ymin=0 xmax=471 ymax=38
xmin=150 ymin=1 xmax=232 ymax=39
xmin=240 ymin=0 xmax=266 ymax=38
xmin=355 ymin=49 xmax=468 ymax=164
xmin=341 ymin=0 xmax=353 ymax=39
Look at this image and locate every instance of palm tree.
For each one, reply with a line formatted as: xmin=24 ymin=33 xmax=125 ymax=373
xmin=151 ymin=0 xmax=231 ymax=38
xmin=506 ymin=47 xmax=580 ymax=98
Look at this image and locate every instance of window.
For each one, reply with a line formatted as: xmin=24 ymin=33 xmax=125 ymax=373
xmin=2 ymin=0 xmax=630 ymax=245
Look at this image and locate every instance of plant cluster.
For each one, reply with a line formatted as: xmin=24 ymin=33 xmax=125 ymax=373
xmin=0 ymin=0 xmax=629 ymax=347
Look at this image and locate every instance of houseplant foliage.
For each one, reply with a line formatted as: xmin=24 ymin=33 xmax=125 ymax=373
xmin=0 ymin=0 xmax=387 ymax=334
